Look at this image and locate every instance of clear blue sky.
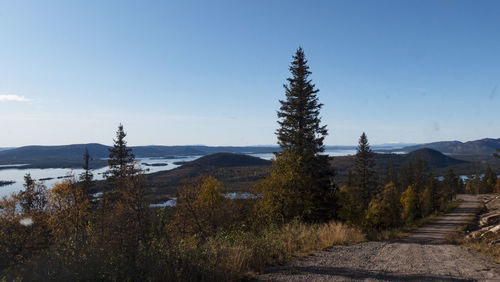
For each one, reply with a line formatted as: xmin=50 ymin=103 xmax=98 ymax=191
xmin=0 ymin=0 xmax=499 ymax=146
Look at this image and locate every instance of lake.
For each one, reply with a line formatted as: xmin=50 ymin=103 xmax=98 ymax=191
xmin=0 ymin=149 xmax=357 ymax=198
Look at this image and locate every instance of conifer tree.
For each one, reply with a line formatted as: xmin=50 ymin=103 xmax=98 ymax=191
xmin=276 ymin=47 xmax=327 ymax=158
xmin=353 ymin=132 xmax=376 ymax=208
xmin=265 ymin=47 xmax=334 ymax=221
xmin=79 ymin=147 xmax=95 ymax=198
xmin=107 ymin=124 xmax=136 ymax=188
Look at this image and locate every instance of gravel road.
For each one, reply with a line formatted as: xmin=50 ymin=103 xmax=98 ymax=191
xmin=257 ymin=195 xmax=500 ymax=281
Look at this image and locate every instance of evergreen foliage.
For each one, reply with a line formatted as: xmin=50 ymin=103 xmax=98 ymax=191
xmin=263 ymin=47 xmax=334 ymax=222
xmin=79 ymin=148 xmax=95 ymax=199
xmin=276 ymin=47 xmax=327 ymax=157
xmin=353 ymin=132 xmax=376 ymax=208
xmin=107 ymin=124 xmax=136 ymax=184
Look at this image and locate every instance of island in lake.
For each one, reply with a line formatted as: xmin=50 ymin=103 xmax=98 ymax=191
xmin=0 ymin=180 xmax=15 ymax=187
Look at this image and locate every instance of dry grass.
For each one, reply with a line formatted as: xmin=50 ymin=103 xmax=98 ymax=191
xmin=463 ymin=241 xmax=500 ymax=264
xmin=279 ymin=221 xmax=365 ymax=257
xmin=201 ymin=220 xmax=365 ymax=281
xmin=202 ymin=198 xmax=464 ymax=281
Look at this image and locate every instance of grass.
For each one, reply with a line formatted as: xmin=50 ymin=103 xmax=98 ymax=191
xmin=183 ymin=220 xmax=365 ymax=281
xmin=462 ymin=241 xmax=500 ymax=264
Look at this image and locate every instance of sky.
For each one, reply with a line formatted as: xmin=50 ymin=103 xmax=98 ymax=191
xmin=0 ymin=0 xmax=499 ymax=147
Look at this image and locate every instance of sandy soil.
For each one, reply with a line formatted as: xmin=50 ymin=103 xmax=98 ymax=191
xmin=257 ymin=195 xmax=500 ymax=281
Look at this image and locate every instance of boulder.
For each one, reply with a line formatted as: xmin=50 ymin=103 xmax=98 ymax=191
xmin=479 ymin=212 xmax=500 ymax=227
xmin=467 ymin=224 xmax=500 ymax=240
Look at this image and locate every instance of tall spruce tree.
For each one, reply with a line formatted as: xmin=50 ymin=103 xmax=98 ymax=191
xmin=353 ymin=132 xmax=376 ymax=208
xmin=79 ymin=148 xmax=95 ymax=201
xmin=272 ymin=47 xmax=334 ymax=221
xmin=107 ymin=124 xmax=136 ymax=190
xmin=277 ymin=47 xmax=328 ymax=158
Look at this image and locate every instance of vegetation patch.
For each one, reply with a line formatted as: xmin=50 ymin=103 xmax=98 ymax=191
xmin=446 ymin=195 xmax=500 ymax=263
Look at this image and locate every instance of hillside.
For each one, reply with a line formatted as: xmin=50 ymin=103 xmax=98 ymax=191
xmin=331 ymin=148 xmax=471 ymax=184
xmin=146 ymin=153 xmax=271 ymax=199
xmin=0 ymin=144 xmax=278 ymax=169
xmin=146 ymin=149 xmax=478 ymax=200
xmin=398 ymin=138 xmax=500 ymax=156
xmin=0 ymin=143 xmax=110 ymax=168
xmin=405 ymin=148 xmax=467 ymax=167
xmin=180 ymin=152 xmax=270 ymax=167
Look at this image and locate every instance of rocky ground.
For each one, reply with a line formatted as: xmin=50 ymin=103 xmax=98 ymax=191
xmin=257 ymin=195 xmax=500 ymax=281
xmin=467 ymin=194 xmax=500 ymax=245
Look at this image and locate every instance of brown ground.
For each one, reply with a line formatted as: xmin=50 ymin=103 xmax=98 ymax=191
xmin=257 ymin=195 xmax=500 ymax=281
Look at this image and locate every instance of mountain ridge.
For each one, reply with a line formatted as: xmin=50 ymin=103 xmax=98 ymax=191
xmin=0 ymin=144 xmax=279 ymax=169
xmin=398 ymin=138 xmax=500 ymax=156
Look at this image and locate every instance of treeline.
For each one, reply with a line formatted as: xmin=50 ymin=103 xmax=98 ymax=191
xmin=0 ymin=124 xmax=362 ymax=281
xmin=337 ymin=133 xmax=464 ymax=230
xmin=0 ymin=126 xmax=150 ymax=280
xmin=0 ymin=48 xmax=496 ymax=281
xmin=463 ymin=165 xmax=499 ymax=194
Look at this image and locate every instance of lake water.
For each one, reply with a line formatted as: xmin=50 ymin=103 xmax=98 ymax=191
xmin=0 ymin=149 xmax=357 ymax=198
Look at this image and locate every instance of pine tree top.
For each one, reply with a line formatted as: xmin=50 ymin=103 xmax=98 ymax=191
xmin=356 ymin=132 xmax=372 ymax=154
xmin=107 ymin=124 xmax=135 ymax=182
xmin=108 ymin=124 xmax=134 ymax=166
xmin=276 ymin=47 xmax=327 ymax=157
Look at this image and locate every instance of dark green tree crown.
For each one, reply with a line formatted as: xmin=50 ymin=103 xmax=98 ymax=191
xmin=107 ymin=124 xmax=135 ymax=181
xmin=276 ymin=47 xmax=327 ymax=157
xmin=353 ymin=132 xmax=377 ymax=206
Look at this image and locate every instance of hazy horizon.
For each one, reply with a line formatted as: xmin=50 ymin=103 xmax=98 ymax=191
xmin=2 ymin=138 xmax=499 ymax=149
xmin=1 ymin=1 xmax=499 ymax=147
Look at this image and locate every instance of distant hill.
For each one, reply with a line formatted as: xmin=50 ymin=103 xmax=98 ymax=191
xmin=146 ymin=149 xmax=477 ymax=200
xmin=405 ymin=148 xmax=467 ymax=167
xmin=0 ymin=144 xmax=278 ymax=169
xmin=398 ymin=138 xmax=500 ymax=156
xmin=324 ymin=143 xmax=418 ymax=152
xmin=147 ymin=153 xmax=271 ymax=199
xmin=331 ymin=148 xmax=470 ymax=185
xmin=0 ymin=143 xmax=110 ymax=168
xmin=181 ymin=153 xmax=270 ymax=168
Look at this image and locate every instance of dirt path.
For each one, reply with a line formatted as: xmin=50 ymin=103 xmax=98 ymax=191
xmin=257 ymin=195 xmax=500 ymax=281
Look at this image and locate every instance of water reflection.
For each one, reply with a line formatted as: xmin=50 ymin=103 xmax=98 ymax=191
xmin=0 ymin=149 xmax=358 ymax=198
xmin=0 ymin=156 xmax=200 ymax=197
